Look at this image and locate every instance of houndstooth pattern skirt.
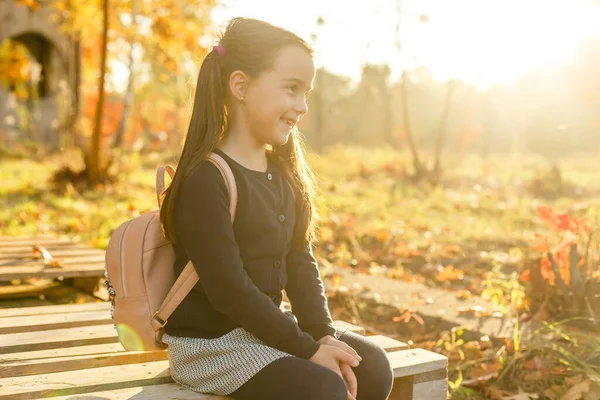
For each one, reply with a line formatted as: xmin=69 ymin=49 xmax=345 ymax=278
xmin=163 ymin=325 xmax=294 ymax=396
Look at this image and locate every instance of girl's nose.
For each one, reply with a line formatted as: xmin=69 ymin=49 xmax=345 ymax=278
xmin=294 ymin=96 xmax=308 ymax=116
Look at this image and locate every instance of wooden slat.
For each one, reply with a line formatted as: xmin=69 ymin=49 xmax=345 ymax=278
xmin=1 ymin=342 xmax=125 ymax=363
xmin=0 ymin=324 xmax=118 ymax=354
xmin=387 ymin=348 xmax=448 ymax=378
xmin=0 ymin=243 xmax=90 ymax=253
xmin=366 ymin=335 xmax=409 ymax=352
xmin=48 ymin=384 xmax=226 ymax=400
xmin=0 ymin=301 xmax=108 ymax=318
xmin=0 ymin=237 xmax=78 ymax=247
xmin=1 ymin=346 xmax=167 ymax=378
xmin=0 ymin=320 xmax=364 ymax=354
xmin=0 ymin=281 xmax=65 ymax=299
xmin=0 ymin=248 xmax=106 ymax=260
xmin=4 ymin=343 xmax=409 ymax=379
xmin=0 ymin=263 xmax=106 ymax=280
xmin=0 ymin=310 xmax=111 ymax=334
xmin=0 ymin=360 xmax=173 ymax=400
xmin=0 ymin=336 xmax=407 ymax=376
xmin=331 ymin=319 xmax=366 ymax=335
xmin=0 ymin=334 xmax=407 ymax=378
xmin=391 ymin=368 xmax=448 ymax=400
xmin=0 ymin=254 xmax=105 ymax=266
xmin=0 ymin=300 xmax=365 ymax=336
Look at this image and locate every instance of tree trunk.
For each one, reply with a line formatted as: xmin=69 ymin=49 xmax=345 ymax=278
xmin=433 ymin=79 xmax=455 ymax=174
xmin=381 ymin=82 xmax=393 ymax=146
xmin=400 ymin=70 xmax=421 ymax=176
xmin=87 ymin=0 xmax=109 ymax=182
xmin=113 ymin=0 xmax=138 ymax=149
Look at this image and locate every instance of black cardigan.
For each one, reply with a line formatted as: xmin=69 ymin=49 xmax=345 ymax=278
xmin=164 ymin=148 xmax=336 ymax=359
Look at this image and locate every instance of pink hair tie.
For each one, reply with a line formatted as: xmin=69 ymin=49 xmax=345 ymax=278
xmin=213 ymin=45 xmax=225 ymax=56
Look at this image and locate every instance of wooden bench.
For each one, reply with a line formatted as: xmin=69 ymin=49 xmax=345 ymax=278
xmin=0 ymin=302 xmax=448 ymax=399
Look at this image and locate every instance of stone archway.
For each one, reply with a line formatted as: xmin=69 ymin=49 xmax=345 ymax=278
xmin=0 ymin=1 xmax=79 ymax=150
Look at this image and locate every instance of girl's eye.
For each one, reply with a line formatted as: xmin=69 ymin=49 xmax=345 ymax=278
xmin=288 ymin=85 xmax=298 ymax=93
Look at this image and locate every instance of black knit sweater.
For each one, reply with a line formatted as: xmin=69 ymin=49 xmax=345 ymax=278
xmin=164 ymin=148 xmax=336 ymax=359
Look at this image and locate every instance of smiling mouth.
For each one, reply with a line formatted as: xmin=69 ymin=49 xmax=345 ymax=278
xmin=281 ymin=118 xmax=296 ymax=129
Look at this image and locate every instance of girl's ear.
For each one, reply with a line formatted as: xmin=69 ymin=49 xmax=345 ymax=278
xmin=229 ymin=70 xmax=248 ymax=102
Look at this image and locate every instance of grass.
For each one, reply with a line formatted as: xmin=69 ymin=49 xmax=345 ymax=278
xmin=2 ymin=146 xmax=600 ymax=398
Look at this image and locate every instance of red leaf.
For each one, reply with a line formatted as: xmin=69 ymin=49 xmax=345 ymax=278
xmin=536 ymin=205 xmax=555 ymax=221
xmin=556 ymin=214 xmax=571 ymax=231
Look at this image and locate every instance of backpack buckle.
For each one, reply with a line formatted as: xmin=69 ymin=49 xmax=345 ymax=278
xmin=151 ymin=312 xmax=168 ymax=329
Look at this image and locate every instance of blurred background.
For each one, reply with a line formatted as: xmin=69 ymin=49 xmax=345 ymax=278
xmin=1 ymin=1 xmax=600 ymax=398
xmin=1 ymin=0 xmax=599 ymax=162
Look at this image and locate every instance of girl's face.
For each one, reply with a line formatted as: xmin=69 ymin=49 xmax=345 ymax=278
xmin=240 ymin=45 xmax=315 ymax=147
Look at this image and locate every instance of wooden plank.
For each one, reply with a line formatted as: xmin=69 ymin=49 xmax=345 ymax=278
xmin=0 ymin=336 xmax=406 ymax=377
xmin=0 ymin=301 xmax=108 ymax=318
xmin=0 ymin=310 xmax=111 ymax=334
xmin=365 ymin=335 xmax=408 ymax=352
xmin=0 ymin=342 xmax=125 ymax=363
xmin=0 ymin=324 xmax=118 ymax=354
xmin=0 ymin=243 xmax=90 ymax=252
xmin=1 ymin=346 xmax=167 ymax=378
xmin=0 ymin=262 xmax=106 ymax=280
xmin=1 ymin=331 xmax=407 ymax=379
xmin=0 ymin=254 xmax=105 ymax=266
xmin=0 ymin=281 xmax=65 ymax=299
xmin=0 ymin=248 xmax=105 ymax=260
xmin=390 ymin=368 xmax=448 ymax=400
xmin=46 ymin=383 xmax=227 ymax=400
xmin=0 ymin=360 xmax=173 ymax=400
xmin=388 ymin=348 xmax=448 ymax=378
xmin=1 ymin=334 xmax=408 ymax=378
xmin=0 ymin=321 xmax=369 ymax=355
xmin=331 ymin=319 xmax=366 ymax=335
xmin=0 ymin=237 xmax=78 ymax=247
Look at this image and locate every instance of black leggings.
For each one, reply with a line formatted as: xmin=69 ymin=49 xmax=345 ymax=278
xmin=229 ymin=328 xmax=394 ymax=400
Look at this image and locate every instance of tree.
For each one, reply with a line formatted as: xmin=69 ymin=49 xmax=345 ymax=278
xmin=113 ymin=0 xmax=139 ymax=148
xmin=49 ymin=0 xmax=216 ymax=183
xmin=86 ymin=0 xmax=109 ymax=182
xmin=393 ymin=5 xmax=454 ymax=183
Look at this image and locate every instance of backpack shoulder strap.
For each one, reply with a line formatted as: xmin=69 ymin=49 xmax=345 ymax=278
xmin=206 ymin=152 xmax=237 ymax=222
xmin=156 ymin=165 xmax=175 ymax=208
xmin=152 ymin=152 xmax=237 ymax=337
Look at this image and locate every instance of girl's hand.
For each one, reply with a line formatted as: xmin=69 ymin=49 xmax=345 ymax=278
xmin=317 ymin=335 xmax=362 ymax=365
xmin=340 ymin=361 xmax=358 ymax=399
xmin=309 ymin=344 xmax=359 ymax=400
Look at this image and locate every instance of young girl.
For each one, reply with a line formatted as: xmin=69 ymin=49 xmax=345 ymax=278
xmin=159 ymin=17 xmax=394 ymax=400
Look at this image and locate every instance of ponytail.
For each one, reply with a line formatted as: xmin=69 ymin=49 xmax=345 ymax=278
xmin=160 ymin=49 xmax=226 ymax=242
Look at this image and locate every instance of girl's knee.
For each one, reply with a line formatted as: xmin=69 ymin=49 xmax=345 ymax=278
xmin=352 ymin=341 xmax=394 ymax=399
xmin=315 ymin=369 xmax=348 ymax=400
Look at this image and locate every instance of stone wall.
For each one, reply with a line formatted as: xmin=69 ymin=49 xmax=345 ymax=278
xmin=0 ymin=1 xmax=78 ymax=150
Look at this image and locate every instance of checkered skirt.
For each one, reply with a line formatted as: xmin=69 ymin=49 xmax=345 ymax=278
xmin=163 ymin=321 xmax=295 ymax=395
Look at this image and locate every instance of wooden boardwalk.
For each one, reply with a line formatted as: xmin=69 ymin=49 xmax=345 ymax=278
xmin=0 ymin=302 xmax=448 ymax=399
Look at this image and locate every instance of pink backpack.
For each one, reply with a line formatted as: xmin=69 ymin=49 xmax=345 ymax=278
xmin=104 ymin=153 xmax=237 ymax=351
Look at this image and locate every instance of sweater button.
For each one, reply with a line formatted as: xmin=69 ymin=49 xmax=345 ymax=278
xmin=278 ymin=214 xmax=286 ymax=222
xmin=273 ymin=260 xmax=281 ymax=269
xmin=267 ymin=173 xmax=273 ymax=181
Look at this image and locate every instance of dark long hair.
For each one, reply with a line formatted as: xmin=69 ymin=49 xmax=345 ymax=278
xmin=160 ymin=17 xmax=318 ymax=246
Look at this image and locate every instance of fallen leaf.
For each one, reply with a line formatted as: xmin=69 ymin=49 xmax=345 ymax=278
xmin=560 ymin=381 xmax=590 ymax=400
